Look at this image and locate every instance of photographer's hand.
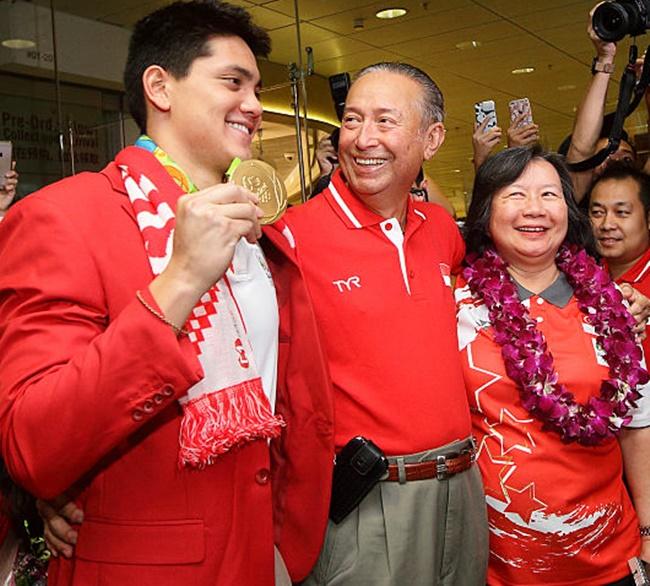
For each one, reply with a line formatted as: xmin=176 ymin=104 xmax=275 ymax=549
xmin=566 ymin=3 xmax=617 ymax=203
xmin=588 ymin=3 xmax=616 ymax=63
xmin=472 ymin=118 xmax=502 ymax=172
xmin=315 ymin=136 xmax=338 ymax=177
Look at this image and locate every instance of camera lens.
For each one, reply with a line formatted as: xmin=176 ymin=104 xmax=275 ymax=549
xmin=593 ymin=2 xmax=632 ymax=42
xmin=592 ymin=0 xmax=650 ymax=41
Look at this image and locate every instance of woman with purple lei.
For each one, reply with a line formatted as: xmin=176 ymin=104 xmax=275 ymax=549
xmin=457 ymin=145 xmax=650 ymax=585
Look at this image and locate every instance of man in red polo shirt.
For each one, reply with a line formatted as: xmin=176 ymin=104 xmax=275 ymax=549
xmin=589 ymin=163 xmax=650 ymax=307
xmin=265 ymin=62 xmax=488 ymax=585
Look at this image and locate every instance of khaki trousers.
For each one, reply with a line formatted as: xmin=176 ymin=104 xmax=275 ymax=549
xmin=303 ymin=439 xmax=488 ymax=586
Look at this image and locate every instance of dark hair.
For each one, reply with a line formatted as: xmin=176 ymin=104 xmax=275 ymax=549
xmin=0 ymin=460 xmax=41 ymax=544
xmin=124 ymin=0 xmax=271 ymax=134
xmin=355 ymin=62 xmax=444 ymax=126
xmin=464 ymin=145 xmax=597 ymax=257
xmin=588 ymin=161 xmax=650 ymax=215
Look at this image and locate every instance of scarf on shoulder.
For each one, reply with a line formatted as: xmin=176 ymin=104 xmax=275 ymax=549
xmin=115 ymin=136 xmax=284 ymax=469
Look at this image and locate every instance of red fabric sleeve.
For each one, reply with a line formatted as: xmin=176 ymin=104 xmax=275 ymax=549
xmin=449 ymin=218 xmax=465 ymax=275
xmin=0 ymin=197 xmax=201 ymax=499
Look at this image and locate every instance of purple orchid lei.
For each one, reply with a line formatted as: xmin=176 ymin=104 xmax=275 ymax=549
xmin=463 ymin=244 xmax=649 ymax=445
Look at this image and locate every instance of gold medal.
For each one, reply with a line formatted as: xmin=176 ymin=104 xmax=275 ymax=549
xmin=229 ymin=159 xmax=287 ymax=225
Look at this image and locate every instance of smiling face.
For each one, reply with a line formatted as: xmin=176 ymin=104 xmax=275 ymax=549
xmin=338 ymin=71 xmax=444 ymax=208
xmin=162 ymin=35 xmax=262 ymax=182
xmin=488 ymin=159 xmax=569 ymax=270
xmin=589 ymin=177 xmax=650 ymax=276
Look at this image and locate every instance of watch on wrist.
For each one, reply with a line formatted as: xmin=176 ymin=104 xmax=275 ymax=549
xmin=592 ymin=57 xmax=615 ymax=75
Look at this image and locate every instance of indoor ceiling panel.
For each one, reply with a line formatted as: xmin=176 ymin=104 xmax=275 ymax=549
xmin=386 ymin=21 xmax=522 ymax=60
xmin=347 ymin=5 xmax=499 ymax=48
xmin=315 ymin=48 xmax=406 ymax=77
xmin=267 ymin=22 xmax=339 ymax=64
xmin=509 ymin=1 xmax=594 ymax=31
xmin=310 ymin=37 xmax=373 ymax=63
xmin=98 ymin=2 xmax=174 ymax=27
xmin=476 ymin=0 xmax=592 ymax=19
xmin=306 ymin=0 xmax=474 ymax=37
xmin=248 ymin=5 xmax=296 ymax=30
xmin=256 ymin=0 xmax=378 ymax=21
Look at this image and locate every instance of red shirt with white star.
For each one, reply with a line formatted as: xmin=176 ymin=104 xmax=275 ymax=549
xmin=280 ymin=169 xmax=470 ymax=454
xmin=456 ymin=274 xmax=650 ymax=585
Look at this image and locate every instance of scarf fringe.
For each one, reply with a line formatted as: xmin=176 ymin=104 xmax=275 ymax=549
xmin=179 ymin=378 xmax=285 ymax=468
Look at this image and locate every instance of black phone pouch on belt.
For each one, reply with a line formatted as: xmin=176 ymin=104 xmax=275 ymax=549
xmin=329 ymin=436 xmax=389 ymax=524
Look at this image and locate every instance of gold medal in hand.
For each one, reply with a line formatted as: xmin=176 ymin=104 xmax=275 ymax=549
xmin=229 ymin=159 xmax=287 ymax=225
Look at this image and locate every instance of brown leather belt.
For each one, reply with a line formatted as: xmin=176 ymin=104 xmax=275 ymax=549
xmin=385 ymin=450 xmax=474 ymax=482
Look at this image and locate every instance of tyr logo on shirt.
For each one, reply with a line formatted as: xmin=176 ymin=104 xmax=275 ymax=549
xmin=234 ymin=338 xmax=249 ymax=368
xmin=332 ymin=276 xmax=362 ymax=293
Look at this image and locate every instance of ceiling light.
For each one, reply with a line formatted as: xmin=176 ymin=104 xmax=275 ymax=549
xmin=455 ymin=40 xmax=482 ymax=50
xmin=2 ymin=39 xmax=36 ymax=49
xmin=511 ymin=67 xmax=535 ymax=75
xmin=452 ymin=169 xmax=461 ymax=173
xmin=353 ymin=17 xmax=365 ymax=30
xmin=375 ymin=8 xmax=408 ymax=19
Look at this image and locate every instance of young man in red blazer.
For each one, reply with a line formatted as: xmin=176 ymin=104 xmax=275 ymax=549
xmin=0 ymin=2 xmax=285 ymax=584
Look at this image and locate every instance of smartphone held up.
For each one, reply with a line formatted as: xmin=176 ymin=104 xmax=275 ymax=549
xmin=0 ymin=141 xmax=12 ymax=189
xmin=509 ymin=98 xmax=534 ymax=128
xmin=474 ymin=100 xmax=497 ymax=133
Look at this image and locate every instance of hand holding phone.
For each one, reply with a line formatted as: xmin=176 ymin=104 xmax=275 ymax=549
xmin=472 ymin=114 xmax=502 ymax=171
xmin=474 ymin=100 xmax=497 ymax=133
xmin=0 ymin=142 xmax=13 ymax=190
xmin=507 ymin=98 xmax=539 ymax=147
xmin=508 ymin=98 xmax=533 ymax=128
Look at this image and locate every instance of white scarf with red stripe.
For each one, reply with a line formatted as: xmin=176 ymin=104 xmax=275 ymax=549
xmin=115 ymin=146 xmax=283 ymax=468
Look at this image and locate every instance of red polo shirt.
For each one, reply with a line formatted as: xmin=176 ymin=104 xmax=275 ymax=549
xmin=607 ymin=246 xmax=650 ymax=359
xmin=610 ymin=246 xmax=650 ymax=295
xmin=456 ymin=275 xmax=647 ymax=585
xmin=281 ymin=169 xmax=470 ymax=455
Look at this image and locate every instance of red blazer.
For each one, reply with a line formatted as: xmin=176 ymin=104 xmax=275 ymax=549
xmin=263 ymin=226 xmax=335 ymax=582
xmin=0 ymin=163 xmax=274 ymax=585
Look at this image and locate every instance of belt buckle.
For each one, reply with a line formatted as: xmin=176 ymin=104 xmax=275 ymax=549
xmin=436 ymin=455 xmax=448 ymax=481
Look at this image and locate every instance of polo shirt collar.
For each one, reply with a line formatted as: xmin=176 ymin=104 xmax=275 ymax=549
xmin=514 ymin=272 xmax=573 ymax=308
xmin=606 ymin=245 xmax=650 ymax=285
xmin=325 ymin=168 xmax=424 ymax=230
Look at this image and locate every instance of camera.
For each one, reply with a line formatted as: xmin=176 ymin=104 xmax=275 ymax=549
xmin=592 ymin=0 xmax=650 ymax=42
xmin=328 ymin=73 xmax=351 ymax=122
